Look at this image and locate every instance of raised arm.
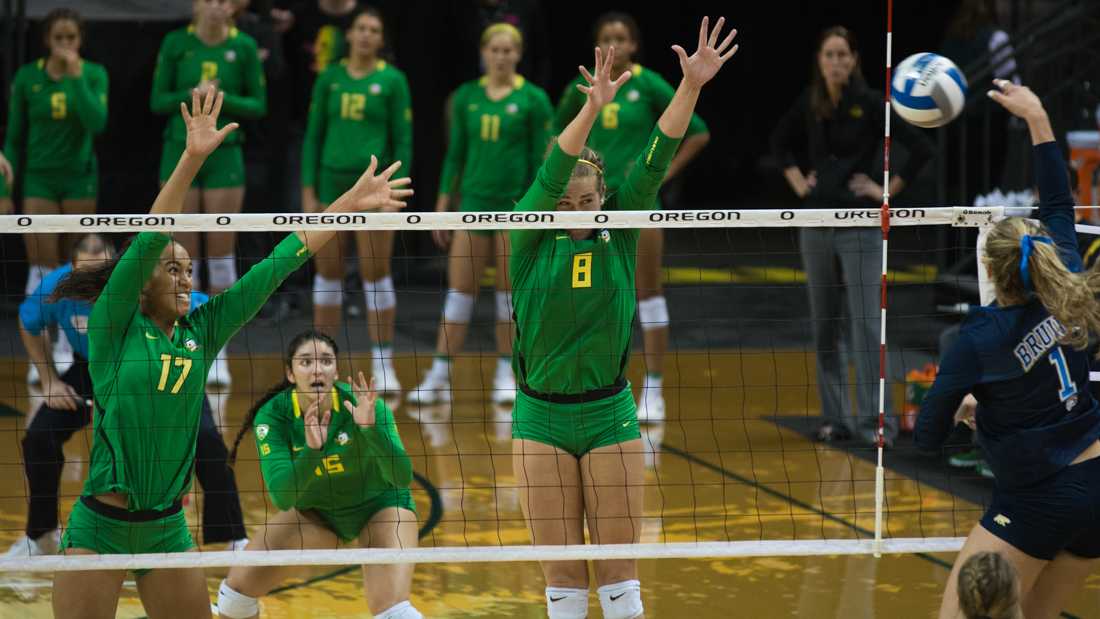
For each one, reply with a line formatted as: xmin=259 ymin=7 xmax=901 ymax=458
xmin=152 ymin=89 xmax=239 ymax=215
xmin=617 ymin=16 xmax=737 ymax=211
xmin=988 ymin=80 xmax=1077 ymax=263
xmin=660 ymin=17 xmax=737 ymax=139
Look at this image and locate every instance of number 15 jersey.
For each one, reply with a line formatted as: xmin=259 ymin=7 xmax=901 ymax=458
xmin=510 ymin=126 xmax=680 ymax=395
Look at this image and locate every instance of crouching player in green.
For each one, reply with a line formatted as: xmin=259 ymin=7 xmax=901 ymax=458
xmin=49 ymin=89 xmax=412 ymax=619
xmin=217 ymin=330 xmax=420 ymax=619
xmin=509 ymin=18 xmax=737 ymax=619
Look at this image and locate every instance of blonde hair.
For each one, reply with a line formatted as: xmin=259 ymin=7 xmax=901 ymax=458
xmin=571 ymin=146 xmax=606 ymax=199
xmin=957 ymin=552 xmax=1023 ymax=619
xmin=480 ymin=23 xmax=523 ymax=49
xmin=984 ymin=217 xmax=1100 ymax=352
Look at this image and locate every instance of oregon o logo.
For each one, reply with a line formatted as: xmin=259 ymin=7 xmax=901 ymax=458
xmin=594 ymin=214 xmax=609 ymax=224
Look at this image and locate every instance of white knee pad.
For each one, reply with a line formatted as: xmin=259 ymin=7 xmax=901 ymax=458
xmin=313 ymin=274 xmax=344 ymax=307
xmin=364 ymin=276 xmax=397 ymax=312
xmin=495 ymin=290 xmax=513 ymax=322
xmin=216 ymin=580 xmax=259 ymax=619
xmin=375 ymin=600 xmax=423 ymax=619
xmin=208 ymin=254 xmax=238 ymax=291
xmin=637 ymin=296 xmax=669 ymax=331
xmin=597 ymin=580 xmax=642 ymax=619
xmin=546 ymin=587 xmax=589 ymax=619
xmin=442 ymin=289 xmax=474 ymax=323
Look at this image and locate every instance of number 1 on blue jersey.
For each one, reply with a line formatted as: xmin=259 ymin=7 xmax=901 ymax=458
xmin=1049 ymin=346 xmax=1078 ymax=402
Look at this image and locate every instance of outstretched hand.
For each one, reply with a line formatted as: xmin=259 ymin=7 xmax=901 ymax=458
xmin=987 ymin=79 xmax=1044 ymax=120
xmin=180 ymin=89 xmax=238 ymax=159
xmin=673 ymin=16 xmax=738 ymax=90
xmin=577 ymin=46 xmax=632 ymax=109
xmin=344 ymin=371 xmax=378 ymax=429
xmin=342 ymin=156 xmax=414 ymax=213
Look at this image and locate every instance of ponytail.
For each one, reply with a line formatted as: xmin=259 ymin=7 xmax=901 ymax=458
xmin=957 ymin=551 xmax=1023 ymax=619
xmin=984 ymin=217 xmax=1100 ymax=352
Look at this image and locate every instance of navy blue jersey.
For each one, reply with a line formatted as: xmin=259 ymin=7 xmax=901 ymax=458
xmin=19 ymin=264 xmax=211 ymax=361
xmin=915 ymin=141 xmax=1100 ymax=489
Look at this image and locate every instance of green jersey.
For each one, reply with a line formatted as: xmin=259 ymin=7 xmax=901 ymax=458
xmin=510 ymin=126 xmax=681 ymax=394
xmin=554 ymin=64 xmax=707 ymax=191
xmin=3 ymin=58 xmax=108 ymax=176
xmin=301 ymin=60 xmax=412 ymax=188
xmin=151 ymin=25 xmax=266 ymax=145
xmin=253 ymin=383 xmax=412 ymax=513
xmin=85 ymin=232 xmax=309 ymax=511
xmin=439 ymin=76 xmax=553 ymax=202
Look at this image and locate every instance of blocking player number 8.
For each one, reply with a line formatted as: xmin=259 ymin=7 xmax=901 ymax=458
xmin=1048 ymin=346 xmax=1078 ymax=402
xmin=572 ymin=252 xmax=593 ymax=288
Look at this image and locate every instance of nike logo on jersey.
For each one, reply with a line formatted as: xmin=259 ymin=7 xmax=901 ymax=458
xmin=622 ymin=421 xmax=631 ymax=427
xmin=145 ymin=332 xmax=158 ymax=340
xmin=993 ymin=514 xmax=1011 ymax=527
xmin=555 ymin=235 xmax=569 ymax=240
xmin=296 ymin=246 xmax=309 ymax=257
xmin=610 ymin=593 xmax=627 ymax=601
xmin=293 ymin=446 xmax=304 ymax=452
xmin=549 ymin=596 xmax=566 ymax=602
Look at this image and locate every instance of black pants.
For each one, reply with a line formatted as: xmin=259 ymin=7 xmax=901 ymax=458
xmin=21 ymin=359 xmax=246 ymax=543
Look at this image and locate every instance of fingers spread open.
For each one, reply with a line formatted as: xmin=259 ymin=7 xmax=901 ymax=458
xmin=180 ymin=101 xmax=193 ymax=126
xmin=698 ymin=16 xmax=709 ymax=51
xmin=612 ymin=70 xmax=632 ymax=88
xmin=720 ymin=43 xmax=739 ymax=63
xmin=191 ymin=89 xmax=201 ymax=117
xmin=717 ymin=28 xmax=738 ymax=55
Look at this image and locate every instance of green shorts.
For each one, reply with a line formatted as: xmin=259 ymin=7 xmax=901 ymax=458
xmin=316 ymin=167 xmax=362 ymax=205
xmin=312 ymin=487 xmax=417 ymax=542
xmin=159 ymin=140 xmax=244 ymax=189
xmin=512 ymin=383 xmax=641 ymax=457
xmin=61 ymin=497 xmax=194 ymax=576
xmin=23 ymin=166 xmax=98 ymax=201
xmin=459 ymin=195 xmax=517 ymax=237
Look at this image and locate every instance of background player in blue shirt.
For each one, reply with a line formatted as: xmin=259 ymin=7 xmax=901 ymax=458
xmin=4 ymin=233 xmax=248 ymax=557
xmin=916 ymin=81 xmax=1100 ymax=619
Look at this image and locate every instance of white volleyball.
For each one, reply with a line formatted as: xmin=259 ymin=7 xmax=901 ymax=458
xmin=891 ymin=53 xmax=968 ymax=128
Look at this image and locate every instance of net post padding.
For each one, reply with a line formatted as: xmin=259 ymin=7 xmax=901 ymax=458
xmin=0 ymin=538 xmax=968 ymax=572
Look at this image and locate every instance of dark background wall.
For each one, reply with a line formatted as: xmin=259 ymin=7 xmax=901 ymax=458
xmin=2 ymin=1 xmax=962 ymax=220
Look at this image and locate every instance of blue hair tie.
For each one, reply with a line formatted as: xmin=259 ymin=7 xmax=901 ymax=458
xmin=1019 ymin=234 xmax=1053 ymax=292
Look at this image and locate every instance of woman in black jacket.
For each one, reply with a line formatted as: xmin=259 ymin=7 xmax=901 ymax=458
xmin=770 ymin=26 xmax=933 ymax=446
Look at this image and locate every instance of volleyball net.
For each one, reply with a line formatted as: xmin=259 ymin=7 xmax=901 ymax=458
xmin=0 ymin=206 xmax=1051 ymax=572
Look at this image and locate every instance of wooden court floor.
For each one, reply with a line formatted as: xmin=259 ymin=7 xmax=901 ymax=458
xmin=0 ymin=352 xmax=1097 ymax=618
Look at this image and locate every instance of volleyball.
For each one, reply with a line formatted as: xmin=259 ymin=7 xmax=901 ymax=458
xmin=890 ymin=52 xmax=969 ymax=128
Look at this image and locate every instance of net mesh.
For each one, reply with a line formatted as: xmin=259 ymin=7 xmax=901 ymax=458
xmin=0 ymin=207 xmax=1031 ymax=572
